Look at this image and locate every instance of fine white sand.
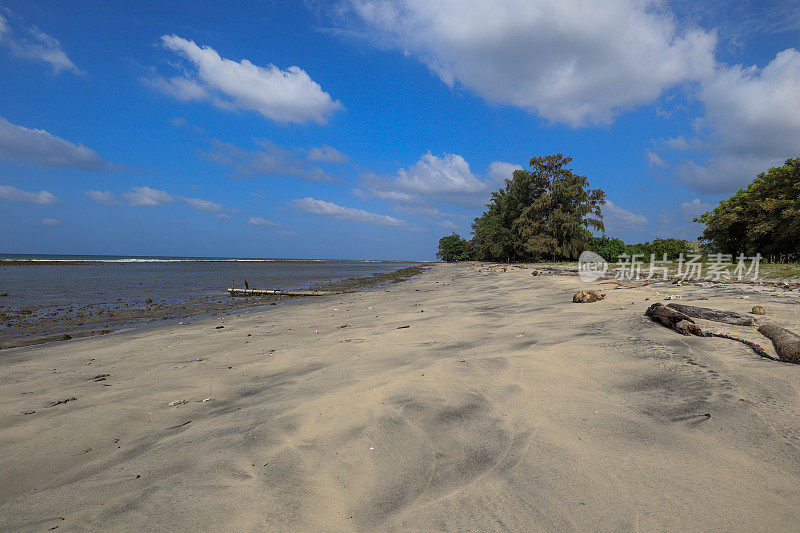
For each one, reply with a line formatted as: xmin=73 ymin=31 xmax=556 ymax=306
xmin=2 ymin=263 xmax=800 ymax=531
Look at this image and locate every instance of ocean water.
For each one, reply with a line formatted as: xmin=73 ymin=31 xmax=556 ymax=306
xmin=0 ymin=256 xmax=420 ymax=310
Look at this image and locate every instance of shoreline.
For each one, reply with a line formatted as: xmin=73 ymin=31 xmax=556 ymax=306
xmin=0 ymin=265 xmax=425 ymax=350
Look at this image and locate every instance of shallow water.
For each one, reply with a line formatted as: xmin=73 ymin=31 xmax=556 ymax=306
xmin=0 ymin=258 xmax=419 ymax=311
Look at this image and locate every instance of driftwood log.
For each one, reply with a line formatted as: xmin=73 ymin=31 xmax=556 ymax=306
xmin=645 ymin=303 xmax=703 ymax=336
xmin=757 ymin=324 xmax=800 ymax=363
xmin=666 ymin=303 xmax=758 ymax=326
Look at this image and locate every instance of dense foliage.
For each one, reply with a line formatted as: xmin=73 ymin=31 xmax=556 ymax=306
xmin=695 ymin=158 xmax=800 ymax=261
xmin=589 ymin=236 xmax=690 ymax=262
xmin=589 ymin=236 xmax=627 ymax=261
xmin=436 ymin=233 xmax=473 ymax=262
xmin=470 ymin=154 xmax=606 ymax=262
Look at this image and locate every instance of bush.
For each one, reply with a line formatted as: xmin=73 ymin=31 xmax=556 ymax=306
xmin=589 ymin=236 xmax=627 ymax=261
xmin=436 ymin=233 xmax=473 ymax=262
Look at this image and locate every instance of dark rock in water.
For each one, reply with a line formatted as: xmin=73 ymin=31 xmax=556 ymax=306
xmin=0 ymin=293 xmax=7 ymax=297
xmin=145 ymin=298 xmax=153 ymax=305
xmin=61 ymin=334 xmax=72 ymax=341
xmin=757 ymin=324 xmax=800 ymax=363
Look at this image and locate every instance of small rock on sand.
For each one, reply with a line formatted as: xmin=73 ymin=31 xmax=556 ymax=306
xmin=751 ymin=305 xmax=766 ymax=315
xmin=573 ymin=290 xmax=605 ymax=303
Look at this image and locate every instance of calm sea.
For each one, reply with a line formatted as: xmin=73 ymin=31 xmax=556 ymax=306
xmin=0 ymin=255 xmax=420 ymax=310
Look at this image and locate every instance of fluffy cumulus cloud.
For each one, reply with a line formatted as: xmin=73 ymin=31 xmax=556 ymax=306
xmin=150 ymin=35 xmax=342 ymax=125
xmin=486 ymin=161 xmax=523 ymax=187
xmin=601 ymin=201 xmax=648 ymax=233
xmin=675 ymin=49 xmax=800 ymax=192
xmin=124 ymin=186 xmax=174 ymax=207
xmin=0 ymin=116 xmax=115 ymax=170
xmin=343 ymin=0 xmax=716 ymax=126
xmin=247 ymin=216 xmax=279 ymax=226
xmin=0 ymin=11 xmax=81 ymax=74
xmin=202 ymin=139 xmax=337 ymax=182
xmin=361 ymin=152 xmax=519 ymax=206
xmin=291 ymin=197 xmax=406 ymax=227
xmin=396 ymin=152 xmax=485 ymax=194
xmin=0 ymin=184 xmax=59 ymax=204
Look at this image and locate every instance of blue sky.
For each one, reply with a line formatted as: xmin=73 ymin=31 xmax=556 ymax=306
xmin=0 ymin=1 xmax=799 ymax=260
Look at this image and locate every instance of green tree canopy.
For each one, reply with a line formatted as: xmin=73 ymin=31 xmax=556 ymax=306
xmin=436 ymin=233 xmax=473 ymax=262
xmin=471 ymin=154 xmax=605 ymax=262
xmin=696 ymin=158 xmax=800 ymax=260
xmin=590 ymin=235 xmax=627 ymax=261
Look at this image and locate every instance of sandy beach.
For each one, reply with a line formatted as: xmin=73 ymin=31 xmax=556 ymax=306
xmin=2 ymin=263 xmax=800 ymax=531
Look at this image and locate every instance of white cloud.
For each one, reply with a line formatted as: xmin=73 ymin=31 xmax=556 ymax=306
xmin=396 ymin=152 xmax=484 ymax=194
xmin=343 ymin=0 xmax=716 ymax=126
xmin=360 ymin=153 xmax=519 ymax=207
xmin=486 ymin=161 xmax=522 ymax=186
xmin=124 ymin=186 xmax=173 ymax=207
xmin=676 ymin=49 xmax=800 ymax=192
xmin=646 ymin=150 xmax=666 ymax=167
xmin=0 ymin=116 xmax=115 ymax=170
xmin=40 ymin=217 xmax=60 ymax=226
xmin=180 ymin=196 xmax=223 ymax=213
xmin=151 ymin=35 xmax=342 ymax=125
xmin=393 ymin=205 xmax=445 ymax=217
xmin=0 ymin=11 xmax=81 ymax=74
xmin=0 ymin=184 xmax=59 ymax=204
xmin=679 ymin=198 xmax=711 ymax=221
xmin=247 ymin=216 xmax=279 ymax=226
xmin=202 ymin=139 xmax=337 ymax=182
xmin=437 ymin=220 xmax=458 ymax=230
xmin=305 ymin=144 xmax=348 ymax=163
xmin=291 ymin=197 xmax=406 ymax=227
xmin=85 ymin=189 xmax=119 ymax=205
xmin=663 ymin=136 xmax=690 ymax=150
xmin=602 ymin=201 xmax=647 ymax=233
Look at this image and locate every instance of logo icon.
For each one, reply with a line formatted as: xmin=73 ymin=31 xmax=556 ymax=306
xmin=578 ymin=251 xmax=608 ymax=282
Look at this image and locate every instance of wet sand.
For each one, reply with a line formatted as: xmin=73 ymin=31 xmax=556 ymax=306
xmin=1 ymin=263 xmax=800 ymax=530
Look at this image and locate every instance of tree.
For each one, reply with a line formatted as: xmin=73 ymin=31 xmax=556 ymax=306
xmin=696 ymin=158 xmax=800 ymax=261
xmin=455 ymin=154 xmax=606 ymax=262
xmin=436 ymin=233 xmax=473 ymax=262
xmin=649 ymin=238 xmax=690 ymax=260
xmin=590 ymin=235 xmax=627 ymax=261
xmin=511 ymin=154 xmax=605 ymax=261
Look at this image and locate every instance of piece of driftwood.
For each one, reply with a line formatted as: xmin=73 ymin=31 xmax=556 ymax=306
xmin=645 ymin=303 xmax=703 ymax=336
xmin=228 ymin=289 xmax=340 ymax=296
xmin=666 ymin=303 xmax=758 ymax=326
xmin=757 ymin=324 xmax=800 ymax=363
xmin=572 ymin=290 xmax=605 ymax=303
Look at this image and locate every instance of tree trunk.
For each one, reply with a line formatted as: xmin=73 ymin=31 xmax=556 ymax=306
xmin=757 ymin=324 xmax=800 ymax=363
